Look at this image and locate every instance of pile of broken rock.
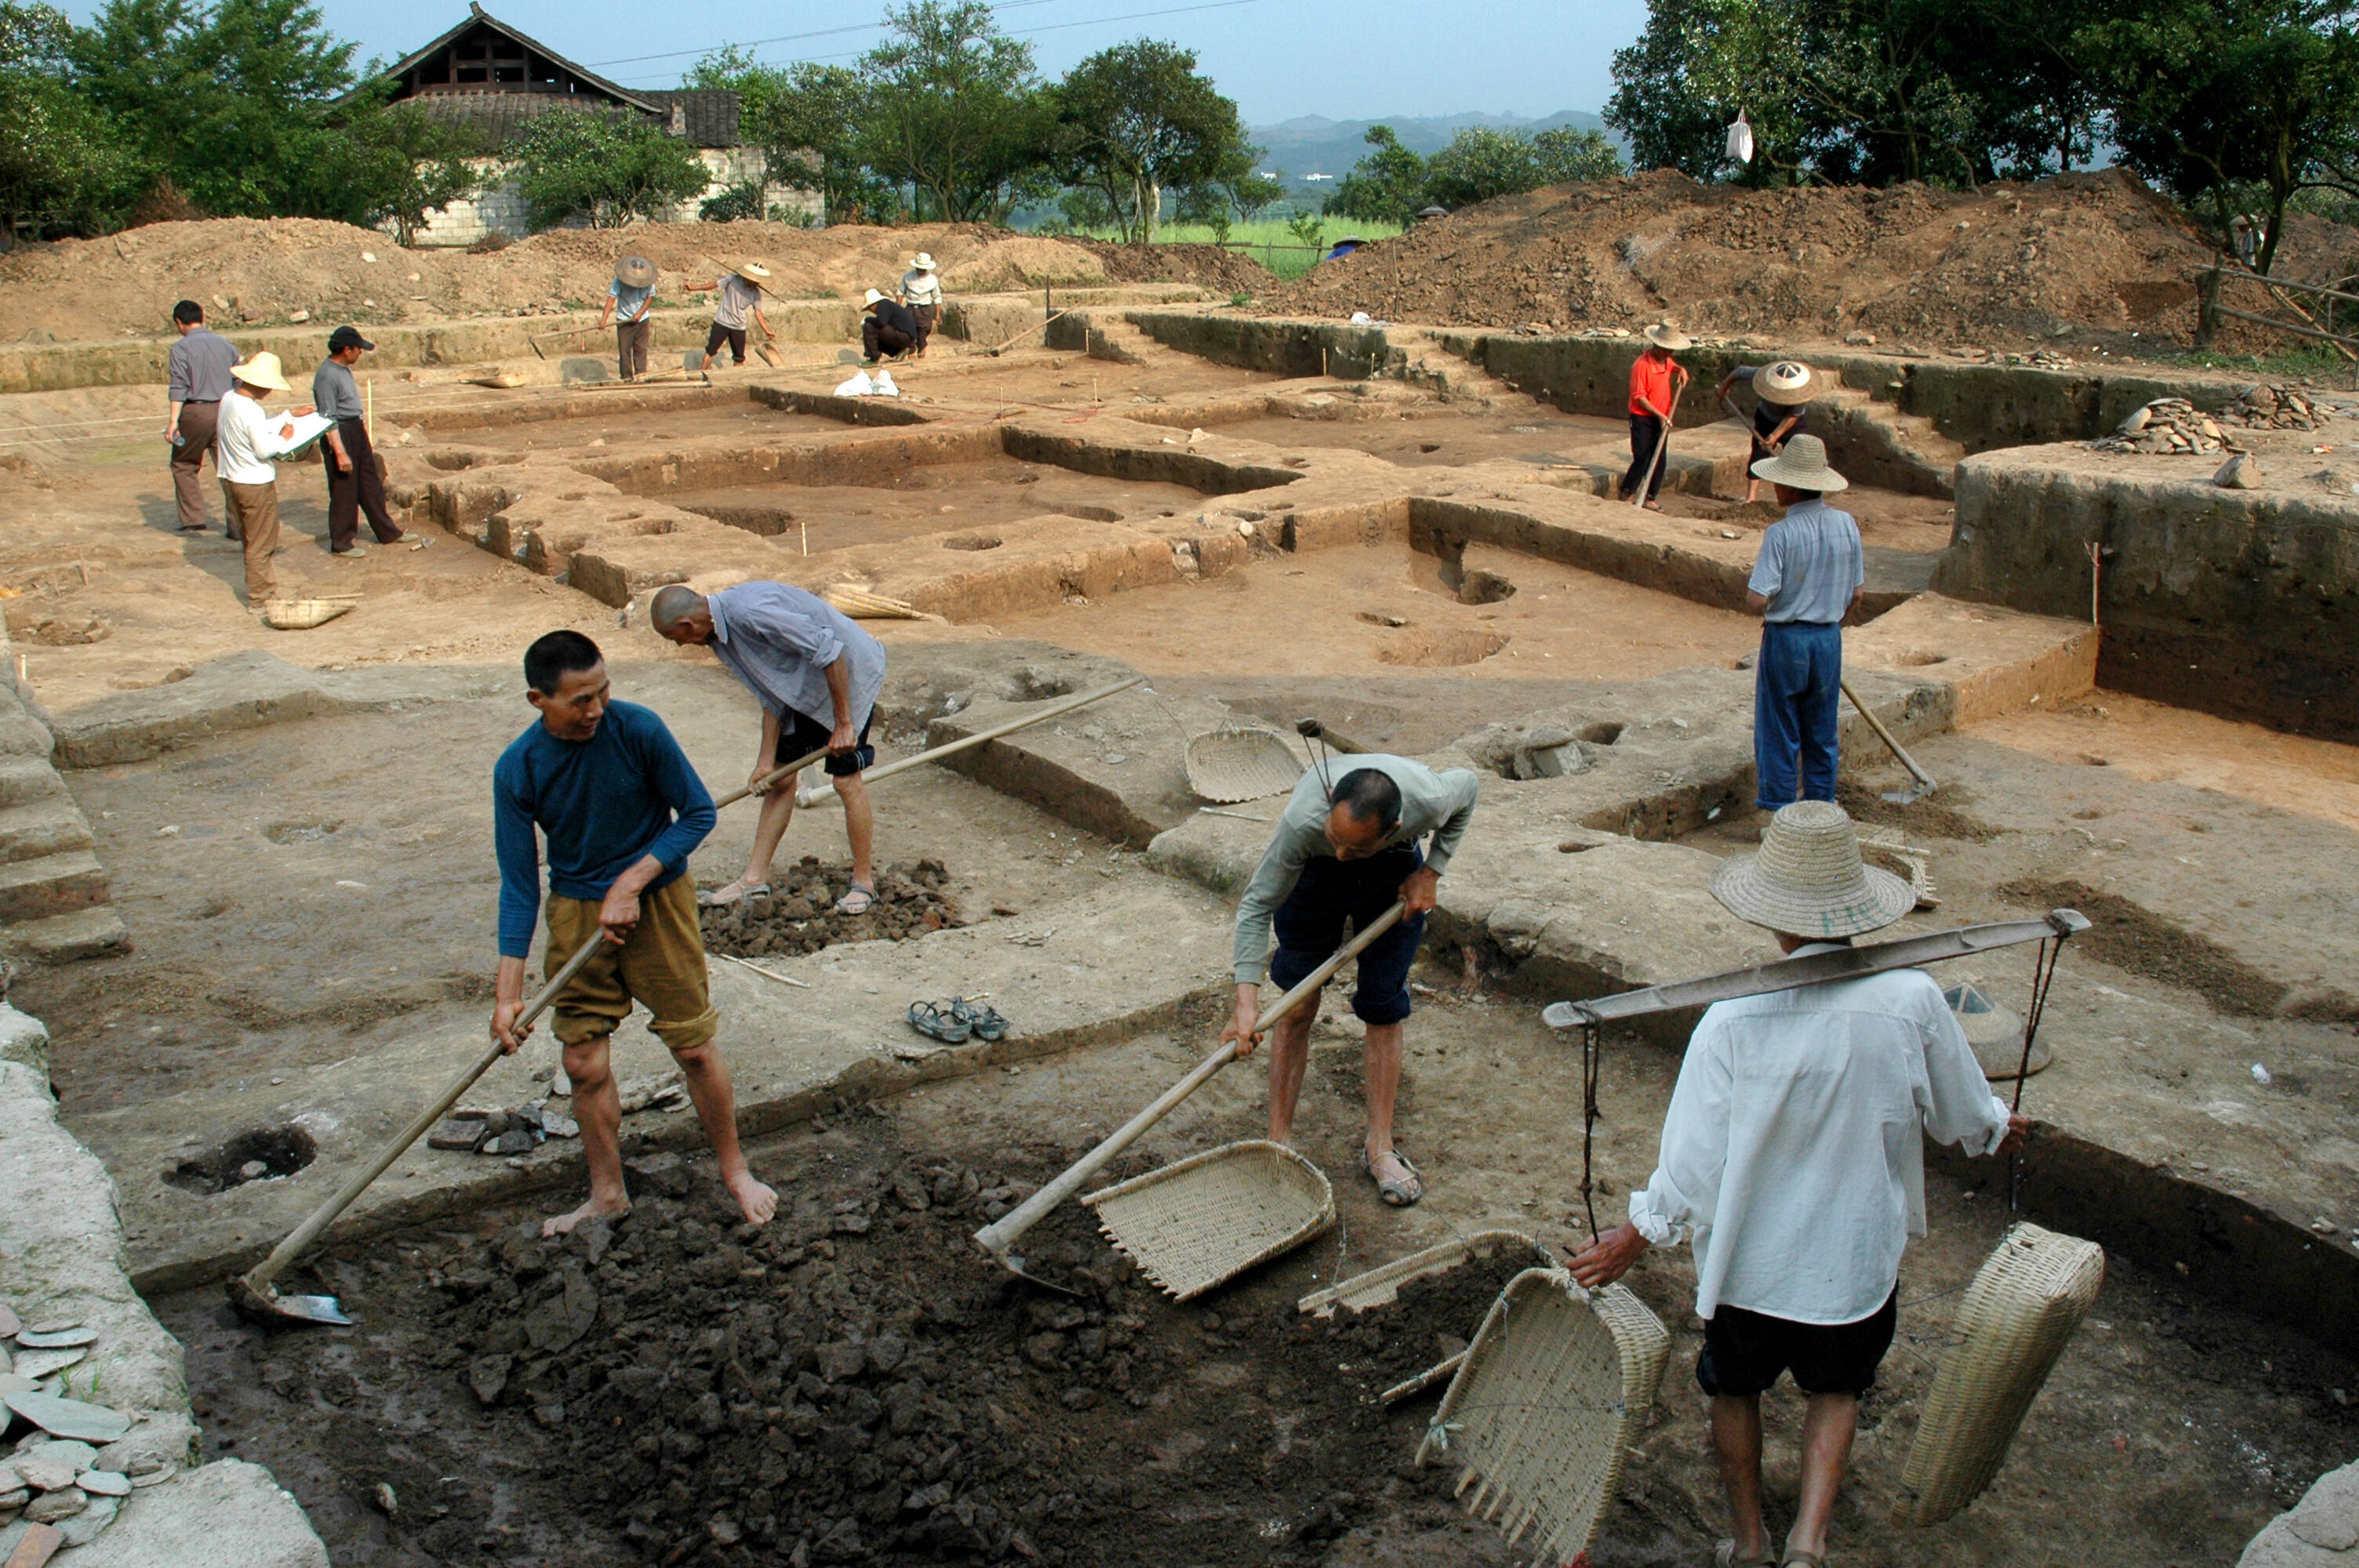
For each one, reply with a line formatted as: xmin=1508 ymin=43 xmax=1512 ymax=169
xmin=0 ymin=1306 xmax=166 ymax=1555
xmin=428 ymin=1096 xmax=583 ymax=1158
xmin=2088 ymin=397 xmax=2241 ymax=456
xmin=2220 ymin=383 xmax=2333 ymax=430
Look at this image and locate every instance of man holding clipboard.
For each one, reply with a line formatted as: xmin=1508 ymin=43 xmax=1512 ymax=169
xmin=213 ymin=351 xmax=329 ymax=605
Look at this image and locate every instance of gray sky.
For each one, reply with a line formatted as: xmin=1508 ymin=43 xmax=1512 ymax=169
xmin=286 ymin=0 xmax=1649 ymax=123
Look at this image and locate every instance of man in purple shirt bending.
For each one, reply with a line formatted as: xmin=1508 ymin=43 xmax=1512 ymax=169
xmin=491 ymin=630 xmax=776 ymax=1236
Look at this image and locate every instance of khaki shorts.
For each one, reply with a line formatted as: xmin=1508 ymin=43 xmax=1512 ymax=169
xmin=544 ymin=876 xmax=718 ymax=1051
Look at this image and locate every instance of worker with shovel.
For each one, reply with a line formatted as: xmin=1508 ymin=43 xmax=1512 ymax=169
xmin=1220 ymin=757 xmax=1479 ymax=1207
xmin=1568 ymin=800 xmax=2027 ymax=1568
xmin=601 ymin=255 xmax=658 ymax=381
xmin=1744 ymin=434 xmax=1863 ymax=811
xmin=690 ymin=260 xmax=773 ymax=372
xmin=1717 ymin=359 xmax=1814 ymax=505
xmin=647 ymin=581 xmax=887 ymax=915
xmin=491 ymin=630 xmax=776 ymax=1236
xmin=1620 ymin=323 xmax=1691 ymax=510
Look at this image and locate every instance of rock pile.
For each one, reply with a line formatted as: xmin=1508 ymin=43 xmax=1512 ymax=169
xmin=700 ymin=859 xmax=962 ymax=961
xmin=2089 ymin=397 xmax=2242 ymax=456
xmin=428 ymin=1098 xmax=581 ymax=1157
xmin=2221 ymin=383 xmax=2330 ymax=429
xmin=0 ymin=1309 xmax=159 ymax=1554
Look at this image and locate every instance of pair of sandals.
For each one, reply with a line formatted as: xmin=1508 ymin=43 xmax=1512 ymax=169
xmin=701 ymin=878 xmax=874 ymax=915
xmin=907 ymin=997 xmax=1008 ymax=1044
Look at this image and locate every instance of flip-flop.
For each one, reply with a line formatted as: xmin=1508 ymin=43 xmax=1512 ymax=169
xmin=698 ymin=880 xmax=770 ymax=908
xmin=1717 ymin=1542 xmax=1777 ymax=1568
xmin=834 ymin=884 xmax=876 ymax=916
xmin=1360 ymin=1147 xmax=1424 ymax=1207
xmin=907 ymin=1000 xmax=969 ymax=1043
xmin=951 ymin=997 xmax=1009 ymax=1042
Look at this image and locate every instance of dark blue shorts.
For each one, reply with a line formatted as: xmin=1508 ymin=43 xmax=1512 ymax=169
xmin=1696 ymin=1286 xmax=1897 ymax=1399
xmin=1267 ymin=846 xmax=1427 ymax=1025
xmin=775 ymin=707 xmax=874 ymax=778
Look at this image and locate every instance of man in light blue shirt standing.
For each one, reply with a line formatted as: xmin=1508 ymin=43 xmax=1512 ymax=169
xmin=599 ymin=255 xmax=657 ymax=382
xmin=647 ymin=580 xmax=889 ymax=913
xmin=1743 ymin=435 xmax=1863 ymax=810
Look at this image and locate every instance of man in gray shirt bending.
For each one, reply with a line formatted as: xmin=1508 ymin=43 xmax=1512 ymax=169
xmin=311 ymin=326 xmax=417 ymax=558
xmin=649 ymin=580 xmax=889 ymax=914
xmin=1219 ymin=753 xmax=1479 ymax=1206
xmin=164 ymin=300 xmax=239 ymax=534
xmin=1745 ymin=434 xmax=1864 ymax=810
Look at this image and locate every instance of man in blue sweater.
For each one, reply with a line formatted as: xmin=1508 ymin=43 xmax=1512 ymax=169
xmin=492 ymin=630 xmax=776 ymax=1236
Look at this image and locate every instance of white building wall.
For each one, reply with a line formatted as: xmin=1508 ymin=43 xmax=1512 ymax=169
xmin=404 ymin=148 xmax=825 ymax=247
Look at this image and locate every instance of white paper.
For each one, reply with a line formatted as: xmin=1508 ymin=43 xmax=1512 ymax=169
xmin=275 ymin=412 xmax=336 ymax=449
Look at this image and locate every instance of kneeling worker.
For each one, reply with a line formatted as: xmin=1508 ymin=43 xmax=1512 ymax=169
xmin=649 ymin=581 xmax=886 ymax=915
xmin=1220 ymin=751 xmax=1479 ymax=1206
xmin=860 ymin=289 xmax=921 ymax=365
xmin=492 ymin=630 xmax=776 ymax=1236
xmin=1570 ymin=800 xmax=2026 ymax=1568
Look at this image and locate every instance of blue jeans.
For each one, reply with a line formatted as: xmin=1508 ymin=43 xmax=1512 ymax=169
xmin=1755 ymin=620 xmax=1842 ymax=809
xmin=1268 ymin=846 xmax=1427 ymax=1025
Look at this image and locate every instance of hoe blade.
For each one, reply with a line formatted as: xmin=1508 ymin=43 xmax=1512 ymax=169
xmin=227 ymin=1274 xmax=352 ymax=1327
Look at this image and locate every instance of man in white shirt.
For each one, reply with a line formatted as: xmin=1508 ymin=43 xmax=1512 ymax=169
xmin=898 ymin=252 xmax=943 ymax=358
xmin=1570 ymin=800 xmax=2027 ymax=1568
xmin=212 ymin=352 xmax=316 ymax=605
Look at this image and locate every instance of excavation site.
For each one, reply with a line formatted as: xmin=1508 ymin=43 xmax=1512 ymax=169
xmin=0 ymin=192 xmax=2354 ymax=1568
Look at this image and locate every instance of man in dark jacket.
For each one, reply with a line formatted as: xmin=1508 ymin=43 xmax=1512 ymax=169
xmin=861 ymin=289 xmax=921 ymax=364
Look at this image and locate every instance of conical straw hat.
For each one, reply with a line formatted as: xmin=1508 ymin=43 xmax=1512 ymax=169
xmin=615 ymin=255 xmax=657 ymax=288
xmin=1748 ymin=432 xmax=1849 ymax=492
xmin=1755 ymin=360 xmax=1816 ymax=405
xmin=1710 ymin=800 xmax=1912 ymax=938
xmin=1643 ymin=323 xmax=1692 ymax=350
xmin=230 ymin=351 xmax=292 ymax=393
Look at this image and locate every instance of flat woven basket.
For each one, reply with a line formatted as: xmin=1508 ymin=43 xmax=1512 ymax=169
xmin=260 ymin=599 xmax=352 ymax=630
xmin=1298 ymin=1229 xmax=1553 ymax=1319
xmin=1081 ymin=1139 xmax=1333 ymax=1301
xmin=1416 ymin=1268 xmax=1671 ymax=1563
xmin=1184 ymin=727 xmax=1303 ymax=803
xmin=1899 ymin=1221 xmax=2104 ymax=1525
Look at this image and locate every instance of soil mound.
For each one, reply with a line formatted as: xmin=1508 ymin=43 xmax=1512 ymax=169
xmin=1071 ymin=239 xmax=1278 ymax=294
xmin=0 ymin=220 xmax=1112 ymax=343
xmin=699 ymin=858 xmax=962 ymax=958
xmin=416 ymin=1119 xmax=1524 ymax=1566
xmin=1263 ymin=167 xmax=2351 ymax=350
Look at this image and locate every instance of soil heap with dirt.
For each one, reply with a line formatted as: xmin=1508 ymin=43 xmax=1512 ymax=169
xmin=1070 ymin=239 xmax=1278 ymax=295
xmin=699 ymin=858 xmax=961 ymax=960
xmin=1263 ymin=167 xmax=2357 ymax=350
xmin=415 ymin=1120 xmax=1529 ymax=1566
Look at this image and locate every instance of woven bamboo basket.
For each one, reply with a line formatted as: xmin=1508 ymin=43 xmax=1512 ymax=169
xmin=1416 ymin=1268 xmax=1671 ymax=1563
xmin=1299 ymin=1229 xmax=1558 ymax=1403
xmin=1081 ymin=1139 xmax=1333 ymax=1301
xmin=1184 ymin=727 xmax=1304 ymax=803
xmin=260 ymin=599 xmax=354 ymax=630
xmin=823 ymin=584 xmax=925 ymax=619
xmin=1899 ymin=1222 xmax=2104 ymax=1525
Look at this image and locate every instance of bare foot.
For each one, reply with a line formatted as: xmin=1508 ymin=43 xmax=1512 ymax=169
xmin=543 ymin=1192 xmax=631 ymax=1238
xmin=724 ymin=1169 xmax=779 ymax=1226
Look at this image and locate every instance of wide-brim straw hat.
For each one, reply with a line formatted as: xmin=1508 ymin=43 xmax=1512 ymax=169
xmin=1710 ymin=800 xmax=1912 ymax=938
xmin=862 ymin=288 xmax=886 ymax=307
xmin=735 ymin=261 xmax=772 ymax=288
xmin=230 ymin=350 xmax=292 ymax=393
xmin=910 ymin=252 xmax=936 ymax=270
xmin=1750 ymin=432 xmax=1849 ymax=492
xmin=1756 ymin=359 xmax=1815 ymax=405
xmin=616 ymin=255 xmax=657 ymax=288
xmin=1644 ymin=323 xmax=1692 ymax=350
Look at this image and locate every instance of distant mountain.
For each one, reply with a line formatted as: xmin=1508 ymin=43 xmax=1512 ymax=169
xmin=1247 ymin=111 xmax=1621 ymax=192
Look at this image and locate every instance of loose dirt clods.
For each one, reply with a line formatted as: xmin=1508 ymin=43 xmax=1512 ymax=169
xmin=699 ymin=860 xmax=963 ymax=959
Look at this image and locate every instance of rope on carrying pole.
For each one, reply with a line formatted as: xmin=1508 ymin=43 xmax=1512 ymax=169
xmin=2007 ymin=935 xmax=2065 ymax=1214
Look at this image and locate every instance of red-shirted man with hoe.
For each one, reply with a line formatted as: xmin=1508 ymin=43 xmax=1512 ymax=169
xmin=1621 ymin=323 xmax=1692 ymax=510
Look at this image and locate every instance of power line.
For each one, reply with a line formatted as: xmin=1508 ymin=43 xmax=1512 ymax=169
xmin=586 ymin=0 xmax=1070 ymax=71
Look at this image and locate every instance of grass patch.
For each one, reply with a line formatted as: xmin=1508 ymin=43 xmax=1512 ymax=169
xmin=2154 ymin=342 xmax=2359 ymax=383
xmin=1064 ymin=219 xmax=1407 ymax=280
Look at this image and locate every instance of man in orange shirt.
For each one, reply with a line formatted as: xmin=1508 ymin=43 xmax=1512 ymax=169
xmin=1621 ymin=324 xmax=1692 ymax=510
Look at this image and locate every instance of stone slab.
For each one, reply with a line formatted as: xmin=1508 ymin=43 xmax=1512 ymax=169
xmin=2240 ymin=1459 xmax=2359 ymax=1566
xmin=69 ymin=1459 xmax=328 ymax=1568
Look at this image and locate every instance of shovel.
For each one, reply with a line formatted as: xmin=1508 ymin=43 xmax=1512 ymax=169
xmin=985 ymin=309 xmax=1073 ymax=357
xmin=528 ymin=324 xmax=604 ymax=359
xmin=227 ymin=931 xmax=610 ymax=1327
xmin=972 ymin=898 xmax=1407 ymax=1293
xmin=785 ymin=677 xmax=1143 ymax=808
xmin=1841 ymin=677 xmax=1939 ymax=802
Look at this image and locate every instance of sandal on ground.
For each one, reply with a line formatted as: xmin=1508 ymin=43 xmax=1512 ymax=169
xmin=834 ymin=883 xmax=876 ymax=916
xmin=334 ymin=545 xmax=369 ymax=558
xmin=907 ymin=1000 xmax=969 ymax=1044
xmin=1781 ymin=1548 xmax=1826 ymax=1568
xmin=698 ymin=878 xmax=770 ymax=908
xmin=1360 ymin=1146 xmax=1424 ymax=1207
xmin=1716 ymin=1543 xmax=1776 ymax=1568
xmin=951 ymin=997 xmax=1009 ymax=1042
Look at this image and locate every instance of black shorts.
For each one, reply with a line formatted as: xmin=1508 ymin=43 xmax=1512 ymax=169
xmin=1696 ymin=1287 xmax=1896 ymax=1399
xmin=773 ymin=707 xmax=874 ymax=778
xmin=705 ymin=323 xmax=748 ymax=362
xmin=1267 ymin=845 xmax=1427 ymax=1025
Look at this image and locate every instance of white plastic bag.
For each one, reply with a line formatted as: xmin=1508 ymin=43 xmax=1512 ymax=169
xmin=871 ymin=370 xmax=900 ymax=397
xmin=832 ymin=371 xmax=875 ymax=397
xmin=1725 ymin=111 xmax=1755 ymax=165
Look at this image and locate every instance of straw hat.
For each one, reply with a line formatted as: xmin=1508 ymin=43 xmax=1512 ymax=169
xmin=1643 ymin=323 xmax=1692 ymax=350
xmin=1710 ymin=800 xmax=1911 ymax=938
xmin=910 ymin=252 xmax=936 ymax=271
xmin=229 ymin=350 xmax=292 ymax=394
xmin=615 ymin=255 xmax=657 ymax=288
xmin=1755 ymin=360 xmax=1815 ymax=405
xmin=735 ymin=261 xmax=772 ymax=289
xmin=1749 ymin=432 xmax=1849 ymax=492
xmin=862 ymin=288 xmax=886 ymax=307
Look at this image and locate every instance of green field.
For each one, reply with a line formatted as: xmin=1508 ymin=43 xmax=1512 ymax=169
xmin=1064 ymin=218 xmax=1408 ymax=281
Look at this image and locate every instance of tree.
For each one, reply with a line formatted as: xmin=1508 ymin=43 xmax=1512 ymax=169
xmin=0 ymin=2 xmax=135 ymax=241
xmin=1532 ymin=126 xmax=1625 ymax=183
xmin=857 ymin=2 xmax=1052 ymax=223
xmin=321 ymin=96 xmax=480 ymax=245
xmin=1419 ymin=125 xmax=1627 ymax=209
xmin=1605 ymin=0 xmax=1743 ymax=178
xmin=1050 ymin=39 xmax=1252 ymax=243
xmin=1228 ymin=169 xmax=1284 ymax=223
xmin=1325 ymin=124 xmax=1428 ymax=223
xmin=2081 ymin=0 xmax=2359 ymax=273
xmin=507 ymin=107 xmax=709 ymax=230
